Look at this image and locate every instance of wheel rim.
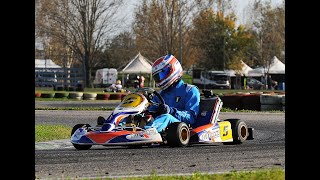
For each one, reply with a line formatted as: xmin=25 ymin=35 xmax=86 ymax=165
xmin=180 ymin=128 xmax=189 ymax=142
xmin=240 ymin=125 xmax=247 ymax=138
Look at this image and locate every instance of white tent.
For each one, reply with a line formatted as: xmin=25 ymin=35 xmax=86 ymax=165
xmin=35 ymin=59 xmax=63 ymax=73
xmin=248 ymin=56 xmax=285 ymax=76
xmin=224 ymin=60 xmax=253 ymax=76
xmin=119 ymin=52 xmax=153 ymax=74
xmin=35 ymin=59 xmax=62 ymax=69
xmin=119 ymin=52 xmax=154 ymax=87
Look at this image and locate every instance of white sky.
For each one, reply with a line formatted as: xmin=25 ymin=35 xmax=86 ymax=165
xmin=233 ymin=0 xmax=284 ymax=25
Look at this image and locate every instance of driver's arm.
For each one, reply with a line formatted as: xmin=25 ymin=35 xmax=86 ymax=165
xmin=169 ymin=87 xmax=200 ymax=125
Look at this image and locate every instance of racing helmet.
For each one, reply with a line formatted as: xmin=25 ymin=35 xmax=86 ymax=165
xmin=152 ymin=54 xmax=183 ymax=90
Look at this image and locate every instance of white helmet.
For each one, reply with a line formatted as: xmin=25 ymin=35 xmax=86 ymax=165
xmin=152 ymin=54 xmax=183 ymax=90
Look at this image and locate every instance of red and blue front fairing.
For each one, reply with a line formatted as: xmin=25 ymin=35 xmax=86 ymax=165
xmin=71 ymin=92 xmax=163 ymax=146
xmin=71 ymin=127 xmax=163 ymax=145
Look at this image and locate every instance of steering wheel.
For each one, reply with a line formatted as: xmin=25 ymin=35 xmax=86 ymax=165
xmin=135 ymin=87 xmax=166 ymax=115
xmin=135 ymin=87 xmax=164 ymax=105
xmin=127 ymin=88 xmax=165 ymax=127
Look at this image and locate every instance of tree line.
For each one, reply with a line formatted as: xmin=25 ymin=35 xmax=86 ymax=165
xmin=35 ymin=0 xmax=285 ymax=88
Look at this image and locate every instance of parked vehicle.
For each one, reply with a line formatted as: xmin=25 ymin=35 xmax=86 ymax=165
xmin=246 ymin=77 xmax=264 ymax=90
xmin=35 ymin=72 xmax=57 ymax=87
xmin=93 ymin=68 xmax=118 ymax=88
xmin=192 ymin=69 xmax=231 ymax=89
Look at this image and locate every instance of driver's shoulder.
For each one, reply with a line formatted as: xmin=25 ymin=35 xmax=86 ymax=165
xmin=184 ymin=83 xmax=200 ymax=94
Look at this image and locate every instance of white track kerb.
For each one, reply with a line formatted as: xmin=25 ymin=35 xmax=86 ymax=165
xmin=35 ymin=139 xmax=73 ymax=150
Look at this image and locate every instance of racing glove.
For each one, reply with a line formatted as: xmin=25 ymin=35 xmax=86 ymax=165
xmin=157 ymin=104 xmax=172 ymax=115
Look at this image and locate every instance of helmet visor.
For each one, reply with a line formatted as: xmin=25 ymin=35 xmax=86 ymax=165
xmin=153 ymin=66 xmax=171 ymax=83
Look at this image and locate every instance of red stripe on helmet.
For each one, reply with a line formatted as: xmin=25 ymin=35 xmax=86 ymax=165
xmin=153 ymin=57 xmax=164 ymax=66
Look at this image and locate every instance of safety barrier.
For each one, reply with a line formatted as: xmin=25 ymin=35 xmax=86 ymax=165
xmin=35 ymin=91 xmax=285 ymax=111
xmin=260 ymin=94 xmax=284 ymax=111
xmin=220 ymin=92 xmax=285 ymax=111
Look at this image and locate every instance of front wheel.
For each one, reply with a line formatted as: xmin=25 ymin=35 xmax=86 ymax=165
xmin=223 ymin=119 xmax=248 ymax=145
xmin=166 ymin=122 xmax=190 ymax=147
xmin=71 ymin=124 xmax=92 ymax=150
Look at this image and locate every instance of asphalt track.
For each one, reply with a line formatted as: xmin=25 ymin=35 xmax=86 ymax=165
xmin=35 ymin=108 xmax=285 ymax=179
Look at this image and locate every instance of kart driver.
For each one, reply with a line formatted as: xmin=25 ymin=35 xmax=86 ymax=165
xmin=144 ymin=54 xmax=200 ymax=132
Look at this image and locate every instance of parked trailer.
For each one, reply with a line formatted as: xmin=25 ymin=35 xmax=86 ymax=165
xmin=93 ymin=68 xmax=118 ymax=88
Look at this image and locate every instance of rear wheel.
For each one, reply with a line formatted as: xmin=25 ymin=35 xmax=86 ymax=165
xmin=166 ymin=122 xmax=190 ymax=147
xmin=223 ymin=119 xmax=248 ymax=145
xmin=71 ymin=124 xmax=92 ymax=150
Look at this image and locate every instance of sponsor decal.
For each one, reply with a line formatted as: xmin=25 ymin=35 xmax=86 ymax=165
xmin=126 ymin=132 xmax=147 ymax=140
xmin=211 ymin=128 xmax=220 ymax=139
xmin=199 ymin=129 xmax=220 ymax=142
xmin=126 ymin=128 xmax=158 ymax=141
xmin=145 ymin=128 xmax=158 ymax=135
xmin=199 ymin=131 xmax=210 ymax=141
xmin=126 ymin=130 xmax=155 ymax=140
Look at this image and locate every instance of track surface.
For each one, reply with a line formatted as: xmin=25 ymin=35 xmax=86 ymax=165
xmin=35 ymin=110 xmax=285 ymax=179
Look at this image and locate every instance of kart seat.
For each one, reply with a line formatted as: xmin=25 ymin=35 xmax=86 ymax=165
xmin=191 ymin=96 xmax=223 ymax=128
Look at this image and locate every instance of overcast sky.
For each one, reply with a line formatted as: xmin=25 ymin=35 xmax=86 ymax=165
xmin=233 ymin=0 xmax=284 ymax=25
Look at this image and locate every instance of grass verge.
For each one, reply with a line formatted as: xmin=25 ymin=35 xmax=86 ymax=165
xmin=35 ymin=124 xmax=72 ymax=142
xmin=54 ymin=168 xmax=284 ymax=179
xmin=139 ymin=169 xmax=283 ymax=179
xmin=122 ymin=168 xmax=285 ymax=179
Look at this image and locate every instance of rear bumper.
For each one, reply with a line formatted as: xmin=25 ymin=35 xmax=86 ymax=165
xmin=247 ymin=127 xmax=254 ymax=140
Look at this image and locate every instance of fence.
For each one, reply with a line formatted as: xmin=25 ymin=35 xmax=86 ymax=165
xmin=35 ymin=68 xmax=83 ymax=87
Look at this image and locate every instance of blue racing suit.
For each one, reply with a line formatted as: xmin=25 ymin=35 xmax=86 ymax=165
xmin=145 ymin=80 xmax=200 ymax=132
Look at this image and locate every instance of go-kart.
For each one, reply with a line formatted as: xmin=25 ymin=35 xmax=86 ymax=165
xmin=70 ymin=88 xmax=254 ymax=150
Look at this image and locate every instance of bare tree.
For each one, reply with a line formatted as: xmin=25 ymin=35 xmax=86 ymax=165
xmin=250 ymin=0 xmax=284 ymax=77
xmin=98 ymin=31 xmax=138 ymax=69
xmin=133 ymin=0 xmax=198 ymax=66
xmin=241 ymin=0 xmax=284 ymax=89
xmin=35 ymin=0 xmax=125 ymax=88
xmin=195 ymin=0 xmax=234 ymax=14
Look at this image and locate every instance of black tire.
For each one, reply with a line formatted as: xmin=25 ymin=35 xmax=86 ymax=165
xmin=71 ymin=124 xmax=92 ymax=150
xmin=223 ymin=119 xmax=248 ymax=145
xmin=166 ymin=122 xmax=190 ymax=147
xmin=97 ymin=116 xmax=105 ymax=126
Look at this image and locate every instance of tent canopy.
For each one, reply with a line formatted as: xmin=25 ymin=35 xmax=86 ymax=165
xmin=35 ymin=59 xmax=62 ymax=69
xmin=119 ymin=52 xmax=153 ymax=74
xmin=248 ymin=56 xmax=285 ymax=76
xmin=119 ymin=52 xmax=155 ymax=87
xmin=35 ymin=59 xmax=62 ymax=72
xmin=225 ymin=60 xmax=253 ymax=76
